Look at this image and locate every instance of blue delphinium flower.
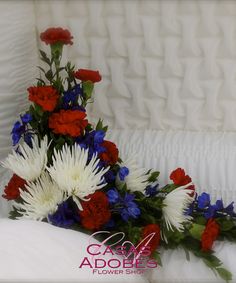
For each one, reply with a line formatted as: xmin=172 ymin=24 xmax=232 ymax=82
xmin=225 ymin=201 xmax=235 ymax=216
xmin=21 ymin=113 xmax=32 ymax=124
xmin=120 ymin=193 xmax=140 ymax=221
xmin=195 ymin=192 xmax=235 ymax=219
xmin=107 ymin=188 xmax=140 ymax=222
xmin=145 ymin=183 xmax=159 ymax=197
xmin=11 ymin=113 xmax=33 ymax=146
xmin=107 ymin=188 xmax=119 ymax=203
xmin=11 ymin=121 xmax=25 ymax=146
xmin=204 ymin=205 xmax=216 ymax=219
xmin=197 ymin=192 xmax=210 ymax=209
xmin=104 ymin=170 xmax=116 ymax=183
xmin=48 ymin=201 xmax=80 ymax=228
xmin=119 ymin=167 xmax=129 ymax=181
xmin=62 ymin=84 xmax=84 ymax=110
xmin=76 ymin=130 xmax=106 ymax=160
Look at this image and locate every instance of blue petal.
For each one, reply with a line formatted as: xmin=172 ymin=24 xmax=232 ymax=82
xmin=21 ymin=113 xmax=32 ymax=124
xmin=198 ymin=192 xmax=211 ymax=209
xmin=119 ymin=167 xmax=129 ymax=181
xmin=107 ymin=189 xmax=119 ymax=204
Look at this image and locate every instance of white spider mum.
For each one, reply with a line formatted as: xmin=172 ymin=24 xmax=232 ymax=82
xmin=47 ymin=143 xmax=109 ymax=210
xmin=1 ymin=135 xmax=48 ymax=181
xmin=14 ymin=173 xmax=64 ymax=221
xmin=162 ymin=183 xmax=194 ymax=232
xmin=117 ymin=155 xmax=149 ymax=193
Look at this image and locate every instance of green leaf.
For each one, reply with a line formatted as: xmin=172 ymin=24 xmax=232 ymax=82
xmin=45 ymin=70 xmax=53 ymax=81
xmin=189 ymin=223 xmax=205 ymax=240
xmin=147 ymin=171 xmax=160 ymax=182
xmin=9 ymin=207 xmax=22 ymax=220
xmin=152 ymin=251 xmax=162 ymax=266
xmin=216 ymin=267 xmax=232 ymax=282
xmin=39 ymin=50 xmax=51 ymax=65
xmin=184 ymin=248 xmax=190 ymax=261
xmin=217 ymin=218 xmax=235 ymax=232
xmin=194 ymin=216 xmax=207 ymax=225
xmin=82 ymin=81 xmax=94 ymax=100
xmin=33 ymin=104 xmax=44 ymax=117
xmin=95 ymin=119 xmax=108 ymax=132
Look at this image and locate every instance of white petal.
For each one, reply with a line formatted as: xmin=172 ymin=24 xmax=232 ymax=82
xmin=1 ymin=136 xmax=48 ymax=181
xmin=47 ymin=143 xmax=109 ymax=209
xmin=163 ymin=183 xmax=194 ymax=232
xmin=13 ymin=172 xmax=64 ymax=221
xmin=117 ymin=154 xmax=149 ymax=193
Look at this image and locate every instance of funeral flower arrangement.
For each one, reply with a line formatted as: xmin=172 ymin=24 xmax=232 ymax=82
xmin=2 ymin=27 xmax=236 ymax=281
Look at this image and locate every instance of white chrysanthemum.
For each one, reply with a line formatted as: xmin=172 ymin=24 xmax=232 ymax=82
xmin=47 ymin=144 xmax=109 ymax=209
xmin=1 ymin=136 xmax=48 ymax=181
xmin=14 ymin=173 xmax=64 ymax=221
xmin=117 ymin=155 xmax=149 ymax=193
xmin=162 ymin=183 xmax=194 ymax=232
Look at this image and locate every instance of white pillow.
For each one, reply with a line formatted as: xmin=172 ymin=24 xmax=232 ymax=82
xmin=0 ymin=219 xmax=235 ymax=283
xmin=0 ymin=219 xmax=147 ymax=283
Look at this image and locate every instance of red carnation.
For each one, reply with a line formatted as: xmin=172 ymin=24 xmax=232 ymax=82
xmin=28 ymin=86 xmax=59 ymax=112
xmin=99 ymin=140 xmax=119 ymax=165
xmin=201 ymin=218 xmax=220 ymax=252
xmin=2 ymin=174 xmax=27 ymax=200
xmin=48 ymin=110 xmax=88 ymax=137
xmin=170 ymin=168 xmax=192 ymax=186
xmin=40 ymin=27 xmax=73 ymax=45
xmin=80 ymin=191 xmax=111 ymax=231
xmin=74 ymin=69 xmax=102 ymax=83
xmin=138 ymin=224 xmax=161 ymax=256
xmin=170 ymin=168 xmax=195 ymax=196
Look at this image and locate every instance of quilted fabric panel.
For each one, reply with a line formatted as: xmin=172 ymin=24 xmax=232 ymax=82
xmin=35 ymin=0 xmax=236 ymax=131
xmin=0 ymin=1 xmax=38 ymax=170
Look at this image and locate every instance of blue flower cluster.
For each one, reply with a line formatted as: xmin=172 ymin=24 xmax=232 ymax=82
xmin=76 ymin=130 xmax=106 ymax=159
xmin=62 ymin=84 xmax=84 ymax=110
xmin=119 ymin=166 xmax=129 ymax=181
xmin=48 ymin=201 xmax=80 ymax=228
xmin=195 ymin=192 xmax=235 ymax=219
xmin=145 ymin=183 xmax=159 ymax=197
xmin=11 ymin=113 xmax=32 ymax=146
xmin=107 ymin=188 xmax=140 ymax=221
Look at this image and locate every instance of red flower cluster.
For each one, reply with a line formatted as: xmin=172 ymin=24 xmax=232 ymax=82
xmin=2 ymin=174 xmax=26 ymax=200
xmin=49 ymin=110 xmax=88 ymax=137
xmin=28 ymin=86 xmax=59 ymax=112
xmin=170 ymin=168 xmax=192 ymax=186
xmin=74 ymin=69 xmax=102 ymax=83
xmin=138 ymin=224 xmax=161 ymax=256
xmin=40 ymin=27 xmax=73 ymax=45
xmin=201 ymin=219 xmax=220 ymax=251
xmin=80 ymin=191 xmax=111 ymax=231
xmin=170 ymin=168 xmax=195 ymax=196
xmin=99 ymin=140 xmax=119 ymax=165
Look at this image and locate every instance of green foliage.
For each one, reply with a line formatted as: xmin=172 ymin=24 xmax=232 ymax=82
xmin=9 ymin=207 xmax=22 ymax=220
xmin=216 ymin=267 xmax=232 ymax=282
xmin=217 ymin=218 xmax=235 ymax=232
xmin=189 ymin=223 xmax=205 ymax=240
xmin=147 ymin=171 xmax=160 ymax=182
xmin=39 ymin=50 xmax=52 ymax=66
xmin=82 ymin=81 xmax=94 ymax=101
xmin=152 ymin=251 xmax=162 ymax=266
xmin=96 ymin=119 xmax=108 ymax=132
